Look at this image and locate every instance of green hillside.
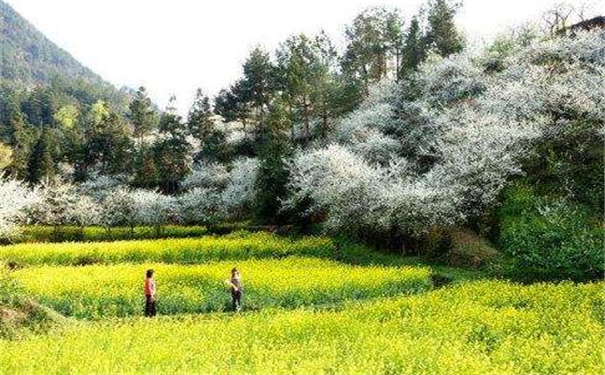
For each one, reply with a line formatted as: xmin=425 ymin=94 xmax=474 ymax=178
xmin=0 ymin=0 xmax=131 ymax=108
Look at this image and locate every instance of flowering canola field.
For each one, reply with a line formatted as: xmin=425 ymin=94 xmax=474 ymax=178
xmin=0 ymin=232 xmax=333 ymax=266
xmin=13 ymin=258 xmax=431 ymax=318
xmin=1 ymin=232 xmax=603 ymax=374
xmin=1 ymin=280 xmax=602 ymax=374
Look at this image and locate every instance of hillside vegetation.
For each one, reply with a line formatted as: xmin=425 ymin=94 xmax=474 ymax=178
xmin=0 ymin=1 xmax=130 ymax=106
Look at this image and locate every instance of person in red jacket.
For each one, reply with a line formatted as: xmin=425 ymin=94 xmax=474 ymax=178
xmin=144 ymin=269 xmax=157 ymax=317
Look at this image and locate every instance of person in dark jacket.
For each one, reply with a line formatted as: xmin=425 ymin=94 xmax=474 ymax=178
xmin=229 ymin=267 xmax=243 ymax=312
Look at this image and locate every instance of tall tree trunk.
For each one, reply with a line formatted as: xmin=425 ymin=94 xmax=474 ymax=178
xmin=303 ymin=98 xmax=311 ymax=145
xmin=321 ymin=107 xmax=329 ymax=140
xmin=288 ymin=103 xmax=295 ymax=141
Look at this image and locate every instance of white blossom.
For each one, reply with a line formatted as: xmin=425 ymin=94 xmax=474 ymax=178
xmin=0 ymin=178 xmax=36 ymax=240
xmin=221 ymin=157 xmax=259 ymax=216
xmin=131 ymin=189 xmax=181 ymax=226
xmin=181 ymin=162 xmax=229 ymax=191
xmin=178 ymin=187 xmax=223 ymax=224
xmin=287 ymin=30 xmax=605 ymax=237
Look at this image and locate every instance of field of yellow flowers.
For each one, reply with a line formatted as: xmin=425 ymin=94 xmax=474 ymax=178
xmin=0 ymin=231 xmax=333 ymax=266
xmin=1 ymin=280 xmax=602 ymax=374
xmin=12 ymin=258 xmax=431 ymax=318
xmin=1 ymin=231 xmax=603 ymax=374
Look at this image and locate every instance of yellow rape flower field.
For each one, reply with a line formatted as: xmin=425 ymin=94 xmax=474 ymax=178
xmin=1 ymin=232 xmax=603 ymax=374
xmin=12 ymin=258 xmax=432 ymax=318
xmin=0 ymin=232 xmax=333 ymax=266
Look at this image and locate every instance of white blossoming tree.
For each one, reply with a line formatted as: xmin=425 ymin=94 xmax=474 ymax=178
xmin=0 ymin=178 xmax=37 ymax=241
xmin=287 ymin=29 xmax=605 ymax=240
xmin=221 ymin=157 xmax=259 ymax=219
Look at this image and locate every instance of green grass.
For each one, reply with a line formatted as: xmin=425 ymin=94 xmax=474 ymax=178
xmin=1 ymin=280 xmax=602 ymax=374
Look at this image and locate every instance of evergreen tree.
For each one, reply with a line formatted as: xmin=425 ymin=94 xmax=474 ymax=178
xmin=9 ymin=127 xmax=34 ymax=180
xmin=425 ymin=0 xmax=464 ymax=57
xmin=132 ymin=145 xmax=158 ymax=188
xmin=188 ymin=89 xmax=229 ymax=163
xmin=0 ymin=88 xmax=24 ymax=143
xmin=254 ymin=101 xmax=290 ymax=224
xmin=400 ymin=16 xmax=427 ymax=77
xmin=129 ymin=86 xmax=156 ymax=145
xmin=21 ymin=88 xmax=56 ymax=127
xmin=311 ymin=31 xmax=341 ymax=140
xmin=187 ymin=89 xmax=213 ymax=140
xmin=242 ymin=47 xmax=276 ymax=128
xmin=0 ymin=88 xmax=33 ymax=178
xmin=188 ymin=88 xmax=228 ymax=162
xmin=85 ymin=102 xmax=133 ymax=176
xmin=153 ymin=96 xmax=191 ymax=193
xmin=25 ymin=128 xmax=56 ymax=184
xmin=213 ymin=88 xmax=240 ymax=123
xmin=385 ymin=9 xmax=405 ymax=78
xmin=214 ymin=79 xmax=254 ymax=144
xmin=342 ymin=7 xmax=404 ymax=96
xmin=276 ymin=34 xmax=321 ymax=143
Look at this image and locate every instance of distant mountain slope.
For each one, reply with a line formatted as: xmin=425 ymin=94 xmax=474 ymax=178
xmin=0 ymin=0 xmax=131 ymax=108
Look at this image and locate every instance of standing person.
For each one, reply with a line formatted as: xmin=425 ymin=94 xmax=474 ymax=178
xmin=230 ymin=267 xmax=243 ymax=312
xmin=144 ymin=269 xmax=157 ymax=317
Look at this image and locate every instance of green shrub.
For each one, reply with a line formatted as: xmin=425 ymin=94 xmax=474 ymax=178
xmin=498 ymin=184 xmax=604 ymax=281
xmin=447 ymin=229 xmax=500 ymax=269
xmin=419 ymin=227 xmax=453 ymax=261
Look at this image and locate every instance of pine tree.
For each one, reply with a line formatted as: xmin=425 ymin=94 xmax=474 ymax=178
xmin=400 ymin=16 xmax=426 ymax=77
xmin=187 ymin=89 xmax=214 ymax=141
xmin=254 ymin=101 xmax=290 ymax=224
xmin=129 ymin=86 xmax=156 ymax=145
xmin=342 ymin=7 xmax=404 ymax=96
xmin=187 ymin=88 xmax=228 ymax=162
xmin=276 ymin=34 xmax=321 ymax=143
xmin=133 ymin=145 xmax=158 ymax=188
xmin=153 ymin=96 xmax=191 ymax=193
xmin=1 ymin=89 xmax=34 ymax=178
xmin=425 ymin=0 xmax=464 ymax=57
xmin=85 ymin=103 xmax=133 ymax=176
xmin=214 ymin=80 xmax=254 ymax=143
xmin=242 ymin=47 xmax=276 ymax=128
xmin=25 ymin=128 xmax=56 ymax=184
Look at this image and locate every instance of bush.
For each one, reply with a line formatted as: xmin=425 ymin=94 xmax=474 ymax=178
xmin=419 ymin=226 xmax=453 ymax=261
xmin=447 ymin=229 xmax=500 ymax=269
xmin=498 ymin=184 xmax=604 ymax=281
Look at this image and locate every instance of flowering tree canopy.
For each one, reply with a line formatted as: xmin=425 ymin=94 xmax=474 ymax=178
xmin=288 ymin=30 xmax=605 ymax=237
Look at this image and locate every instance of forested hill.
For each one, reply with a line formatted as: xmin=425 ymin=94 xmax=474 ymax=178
xmin=0 ymin=0 xmax=131 ymax=108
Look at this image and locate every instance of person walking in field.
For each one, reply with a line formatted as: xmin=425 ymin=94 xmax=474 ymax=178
xmin=229 ymin=267 xmax=243 ymax=312
xmin=144 ymin=269 xmax=157 ymax=317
